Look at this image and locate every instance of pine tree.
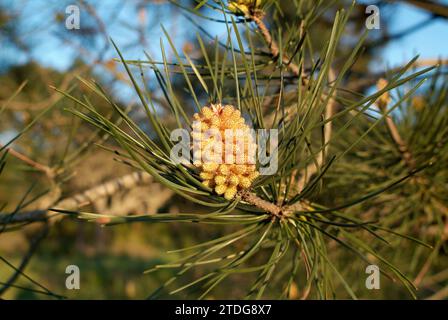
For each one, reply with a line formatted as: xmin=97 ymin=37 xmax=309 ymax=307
xmin=0 ymin=0 xmax=446 ymax=300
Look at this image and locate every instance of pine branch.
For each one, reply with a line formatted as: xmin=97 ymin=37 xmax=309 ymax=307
xmin=0 ymin=171 xmax=153 ymax=225
xmin=249 ymin=9 xmax=336 ymax=194
xmin=297 ymin=68 xmax=337 ymax=192
xmin=384 ymin=109 xmax=416 ymax=170
xmin=250 ymin=12 xmax=301 ymax=77
xmin=240 ymin=190 xmax=282 ymax=217
xmin=377 ymin=79 xmax=417 ymax=170
xmin=1 ymin=145 xmax=55 ymax=178
xmin=240 ymin=190 xmax=306 ymax=219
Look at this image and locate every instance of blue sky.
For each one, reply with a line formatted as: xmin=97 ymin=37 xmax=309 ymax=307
xmin=2 ymin=1 xmax=447 ymax=72
xmin=377 ymin=1 xmax=448 ymax=67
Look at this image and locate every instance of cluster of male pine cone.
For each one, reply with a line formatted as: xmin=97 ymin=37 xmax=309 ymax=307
xmin=228 ymin=0 xmax=263 ymax=17
xmin=191 ymin=104 xmax=259 ymax=200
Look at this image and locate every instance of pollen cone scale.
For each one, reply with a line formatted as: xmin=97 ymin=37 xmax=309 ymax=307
xmin=191 ymin=104 xmax=259 ymax=200
xmin=228 ymin=0 xmax=262 ymax=16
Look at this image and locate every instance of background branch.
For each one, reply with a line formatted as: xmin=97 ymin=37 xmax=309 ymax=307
xmin=0 ymin=171 xmax=153 ymax=225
